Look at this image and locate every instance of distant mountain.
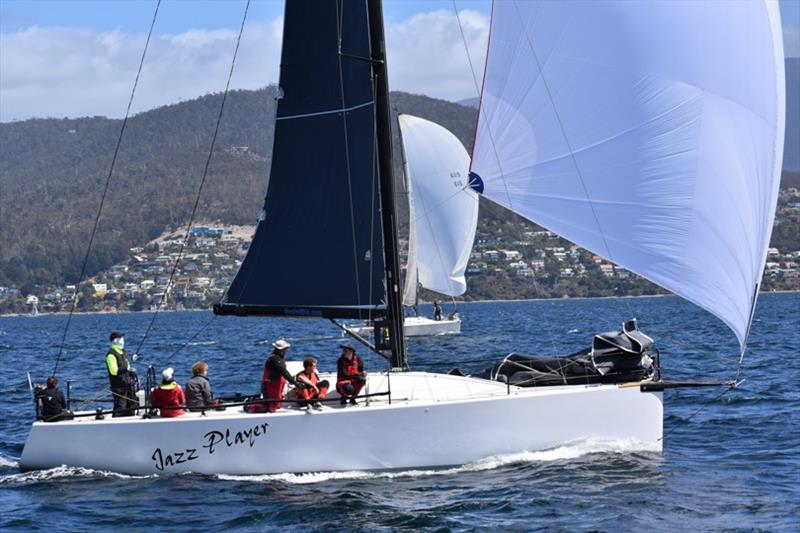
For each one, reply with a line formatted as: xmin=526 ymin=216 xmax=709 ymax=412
xmin=456 ymin=97 xmax=480 ymax=108
xmin=0 ymin=89 xmax=482 ymax=291
xmin=784 ymin=58 xmax=799 ymax=172
xmin=2 ymin=68 xmax=798 ymax=293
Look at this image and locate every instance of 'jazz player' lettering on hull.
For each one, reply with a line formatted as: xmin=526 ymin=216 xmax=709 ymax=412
xmin=151 ymin=421 xmax=269 ymax=471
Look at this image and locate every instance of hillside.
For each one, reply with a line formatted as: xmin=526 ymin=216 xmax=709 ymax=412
xmin=2 ymin=63 xmax=799 ymax=297
xmin=0 ymin=88 xmax=483 ymax=291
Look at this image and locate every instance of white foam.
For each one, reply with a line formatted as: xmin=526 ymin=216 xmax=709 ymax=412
xmin=0 ymin=454 xmax=20 ymax=468
xmin=215 ymin=438 xmax=658 ymax=484
xmin=187 ymin=340 xmax=216 ymax=346
xmin=0 ymin=465 xmax=154 ymax=486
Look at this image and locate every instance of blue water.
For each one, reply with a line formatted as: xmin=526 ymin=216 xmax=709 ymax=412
xmin=1 ymin=294 xmax=798 ymax=531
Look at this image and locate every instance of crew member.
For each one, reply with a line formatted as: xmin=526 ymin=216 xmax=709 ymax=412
xmin=294 ymin=356 xmax=329 ymax=410
xmin=433 ymin=301 xmax=443 ymax=321
xmin=336 ymin=343 xmax=366 ymax=405
xmin=105 ymin=331 xmax=137 ymax=417
xmin=186 ymin=360 xmax=216 ymax=411
xmin=150 ymin=367 xmax=186 ymax=417
xmin=261 ymin=339 xmax=302 ymax=412
xmin=37 ymin=375 xmax=72 ymax=422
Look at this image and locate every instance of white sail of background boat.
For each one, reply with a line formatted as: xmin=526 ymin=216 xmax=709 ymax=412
xmin=347 ymin=114 xmax=479 ymax=337
xmin=21 ymin=0 xmax=784 ymax=476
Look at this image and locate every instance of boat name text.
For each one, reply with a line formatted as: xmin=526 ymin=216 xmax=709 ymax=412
xmin=151 ymin=422 xmax=270 ymax=471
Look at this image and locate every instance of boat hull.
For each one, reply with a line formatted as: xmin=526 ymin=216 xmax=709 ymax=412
xmin=20 ymin=373 xmax=662 ymax=475
xmin=348 ymin=316 xmax=461 ymax=337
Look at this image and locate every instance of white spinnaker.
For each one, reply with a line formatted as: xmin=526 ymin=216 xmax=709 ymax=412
xmin=400 ymin=115 xmax=479 ymax=305
xmin=471 ymin=1 xmax=785 ymax=348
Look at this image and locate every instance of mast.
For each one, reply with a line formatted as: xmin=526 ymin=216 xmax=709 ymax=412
xmin=368 ymin=0 xmax=406 ymax=369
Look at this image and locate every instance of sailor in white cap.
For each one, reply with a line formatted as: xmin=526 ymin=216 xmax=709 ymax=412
xmin=261 ymin=339 xmax=302 ymax=412
xmin=149 ymin=367 xmax=186 ymax=417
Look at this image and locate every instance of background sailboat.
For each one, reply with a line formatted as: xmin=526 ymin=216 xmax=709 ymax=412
xmin=347 ymin=114 xmax=479 ymax=337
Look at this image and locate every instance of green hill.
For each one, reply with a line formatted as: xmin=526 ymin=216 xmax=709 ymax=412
xmin=0 ymin=88 xmax=484 ymax=291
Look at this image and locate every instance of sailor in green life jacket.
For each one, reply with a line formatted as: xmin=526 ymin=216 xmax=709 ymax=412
xmin=105 ymin=331 xmax=138 ymax=417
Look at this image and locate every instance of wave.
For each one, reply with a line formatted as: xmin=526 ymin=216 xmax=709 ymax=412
xmin=216 ymin=438 xmax=658 ymax=484
xmin=0 ymin=453 xmax=20 ymax=468
xmin=0 ymin=465 xmax=155 ymax=486
xmin=187 ymin=340 xmax=216 ymax=346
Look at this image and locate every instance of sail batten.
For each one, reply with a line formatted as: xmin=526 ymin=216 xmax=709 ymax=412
xmin=472 ymin=0 xmax=785 ymax=348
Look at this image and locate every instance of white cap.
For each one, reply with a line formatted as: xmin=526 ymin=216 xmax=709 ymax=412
xmin=162 ymin=367 xmax=174 ymax=380
xmin=272 ymin=339 xmax=291 ymax=350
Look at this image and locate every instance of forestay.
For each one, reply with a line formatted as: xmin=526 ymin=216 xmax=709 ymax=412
xmin=399 ymin=115 xmax=479 ymax=305
xmin=216 ymin=0 xmax=385 ymax=319
xmin=471 ymin=1 xmax=785 ymax=348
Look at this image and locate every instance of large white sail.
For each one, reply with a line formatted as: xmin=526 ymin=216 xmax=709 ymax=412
xmin=471 ymin=1 xmax=785 ymax=348
xmin=400 ymin=115 xmax=479 ymax=305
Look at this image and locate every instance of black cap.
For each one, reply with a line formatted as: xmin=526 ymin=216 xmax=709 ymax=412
xmin=339 ymin=342 xmax=355 ymax=351
xmin=109 ymin=331 xmax=124 ymax=342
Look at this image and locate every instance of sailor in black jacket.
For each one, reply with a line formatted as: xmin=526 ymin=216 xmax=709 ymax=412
xmin=37 ymin=376 xmax=72 ymax=422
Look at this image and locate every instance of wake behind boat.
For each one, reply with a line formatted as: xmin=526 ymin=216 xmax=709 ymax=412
xmin=21 ymin=0 xmax=784 ymax=476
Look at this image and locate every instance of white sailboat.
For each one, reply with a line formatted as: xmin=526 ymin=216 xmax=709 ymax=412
xmin=21 ymin=0 xmax=784 ymax=476
xmin=346 ymin=114 xmax=479 ymax=337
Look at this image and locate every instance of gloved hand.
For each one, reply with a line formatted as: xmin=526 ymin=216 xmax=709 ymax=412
xmin=131 ymin=353 xmax=139 ymax=362
xmin=354 ymin=374 xmax=366 ymax=384
xmin=129 ymin=366 xmax=137 ymax=373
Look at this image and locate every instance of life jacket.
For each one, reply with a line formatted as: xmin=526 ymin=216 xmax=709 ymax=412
xmin=338 ymin=354 xmax=361 ymax=382
xmin=262 ymin=353 xmax=285 ymax=383
xmin=297 ymin=370 xmax=320 ymax=387
xmin=105 ymin=345 xmax=130 ymax=388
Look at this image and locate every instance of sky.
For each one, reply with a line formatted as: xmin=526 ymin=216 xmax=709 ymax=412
xmin=1 ymin=0 xmax=798 ymax=122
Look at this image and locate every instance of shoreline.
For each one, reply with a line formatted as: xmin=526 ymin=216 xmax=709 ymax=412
xmin=2 ymin=290 xmax=797 ymax=318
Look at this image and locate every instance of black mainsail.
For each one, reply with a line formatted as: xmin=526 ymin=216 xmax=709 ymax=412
xmin=215 ymin=0 xmax=406 ymax=367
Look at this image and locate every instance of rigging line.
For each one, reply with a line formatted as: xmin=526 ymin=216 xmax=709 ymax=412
xmin=455 ymin=0 xmax=514 ymax=214
xmin=658 ymin=382 xmax=738 ymax=442
xmin=367 ymin=88 xmax=379 ymax=323
xmin=452 ymin=0 xmax=482 ymax=97
xmin=51 ymin=0 xmax=162 ymax=377
xmin=335 ymin=0 xmax=365 ymax=309
xmin=161 ymin=313 xmax=218 ymax=366
xmin=509 ymin=0 xmax=638 ymax=325
xmin=734 ymin=283 xmax=759 ymax=383
xmin=453 ymin=0 xmax=590 ymax=359
xmin=453 ymin=0 xmax=553 ymax=327
xmin=135 ymin=0 xmax=251 ymax=358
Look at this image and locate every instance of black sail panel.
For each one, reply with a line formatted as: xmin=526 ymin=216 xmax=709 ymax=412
xmin=216 ymin=0 xmax=385 ymax=319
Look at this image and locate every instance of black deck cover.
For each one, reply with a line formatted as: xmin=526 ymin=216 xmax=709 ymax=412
xmin=482 ymin=320 xmax=657 ymax=386
xmin=218 ymin=0 xmax=386 ymax=319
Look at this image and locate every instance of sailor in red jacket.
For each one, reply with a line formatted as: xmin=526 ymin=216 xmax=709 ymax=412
xmin=336 ymin=343 xmax=366 ymax=405
xmin=261 ymin=339 xmax=302 ymax=412
xmin=149 ymin=367 xmax=186 ymax=417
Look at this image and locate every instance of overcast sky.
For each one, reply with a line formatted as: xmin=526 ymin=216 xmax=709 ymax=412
xmin=1 ymin=0 xmax=798 ymax=123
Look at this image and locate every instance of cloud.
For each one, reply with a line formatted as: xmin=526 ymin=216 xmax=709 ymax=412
xmin=0 ymin=19 xmax=284 ymax=121
xmin=387 ymin=9 xmax=489 ymax=101
xmin=0 ymin=9 xmax=488 ymax=122
xmin=785 ymin=25 xmax=800 ymax=58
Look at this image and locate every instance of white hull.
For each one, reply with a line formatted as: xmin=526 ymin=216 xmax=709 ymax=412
xmin=20 ymin=372 xmax=662 ymax=475
xmin=348 ymin=316 xmax=461 ymax=337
